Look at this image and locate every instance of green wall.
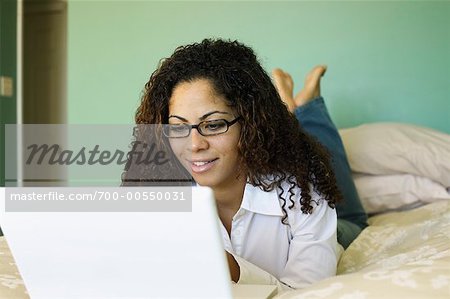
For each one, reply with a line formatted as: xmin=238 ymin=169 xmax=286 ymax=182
xmin=68 ymin=1 xmax=450 ymax=133
xmin=0 ymin=0 xmax=17 ymax=187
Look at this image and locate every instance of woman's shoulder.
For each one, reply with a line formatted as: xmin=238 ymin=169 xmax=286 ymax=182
xmin=277 ymin=177 xmax=326 ymax=204
xmin=247 ymin=174 xmax=334 ymax=216
xmin=276 ymin=178 xmax=336 ymax=228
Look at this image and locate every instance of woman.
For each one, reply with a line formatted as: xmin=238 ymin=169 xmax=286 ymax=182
xmin=123 ymin=39 xmax=367 ymax=290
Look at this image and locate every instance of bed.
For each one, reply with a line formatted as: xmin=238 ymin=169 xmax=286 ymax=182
xmin=0 ymin=122 xmax=449 ymax=299
xmin=0 ymin=237 xmax=28 ymax=298
xmin=275 ymin=122 xmax=450 ymax=299
xmin=276 ymin=199 xmax=450 ymax=299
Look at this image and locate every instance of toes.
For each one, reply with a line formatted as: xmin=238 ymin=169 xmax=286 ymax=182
xmin=272 ymin=68 xmax=285 ymax=83
xmin=272 ymin=69 xmax=293 ymax=89
xmin=294 ymin=65 xmax=327 ymax=106
xmin=272 ymin=68 xmax=292 ymax=92
xmin=306 ymin=65 xmax=327 ymax=82
xmin=284 ymin=71 xmax=294 ymax=89
xmin=272 ymin=68 xmax=295 ymax=112
xmin=272 ymin=68 xmax=284 ymax=77
xmin=272 ymin=69 xmax=284 ymax=89
xmin=304 ymin=65 xmax=327 ymax=93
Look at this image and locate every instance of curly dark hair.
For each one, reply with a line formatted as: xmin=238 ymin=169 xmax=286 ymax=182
xmin=124 ymin=38 xmax=342 ymax=223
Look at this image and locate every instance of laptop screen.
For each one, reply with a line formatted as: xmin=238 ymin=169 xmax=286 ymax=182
xmin=0 ymin=186 xmax=233 ymax=298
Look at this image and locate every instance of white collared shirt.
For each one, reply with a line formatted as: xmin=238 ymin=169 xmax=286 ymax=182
xmin=220 ymin=182 xmax=341 ymax=291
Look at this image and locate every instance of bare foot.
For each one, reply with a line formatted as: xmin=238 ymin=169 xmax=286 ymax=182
xmin=272 ymin=68 xmax=296 ymax=112
xmin=294 ymin=65 xmax=327 ymax=107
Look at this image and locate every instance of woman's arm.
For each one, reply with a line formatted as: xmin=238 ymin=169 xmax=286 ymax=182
xmin=279 ymin=197 xmax=340 ymax=288
xmin=228 ymin=193 xmax=340 ymax=291
xmin=226 ymin=251 xmax=240 ymax=282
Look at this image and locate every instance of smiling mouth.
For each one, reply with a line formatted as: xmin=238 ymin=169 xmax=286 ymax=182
xmin=190 ymin=158 xmax=218 ymax=166
xmin=188 ymin=158 xmax=218 ymax=173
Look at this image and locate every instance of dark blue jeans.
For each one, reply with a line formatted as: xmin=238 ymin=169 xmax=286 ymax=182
xmin=294 ymin=97 xmax=368 ymax=249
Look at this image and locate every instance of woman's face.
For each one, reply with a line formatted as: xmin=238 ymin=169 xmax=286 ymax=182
xmin=168 ymin=78 xmax=243 ymax=190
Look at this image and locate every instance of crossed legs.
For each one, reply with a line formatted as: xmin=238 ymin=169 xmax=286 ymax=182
xmin=272 ymin=66 xmax=368 ymax=249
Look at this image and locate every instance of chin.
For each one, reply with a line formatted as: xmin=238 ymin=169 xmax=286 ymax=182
xmin=192 ymin=176 xmax=215 ymax=188
xmin=193 ymin=171 xmax=228 ymax=188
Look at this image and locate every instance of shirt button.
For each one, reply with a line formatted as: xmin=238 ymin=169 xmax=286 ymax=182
xmin=238 ymin=210 xmax=246 ymax=217
xmin=234 ymin=230 xmax=241 ymax=236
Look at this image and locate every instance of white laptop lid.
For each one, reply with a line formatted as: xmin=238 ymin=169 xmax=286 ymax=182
xmin=0 ymin=186 xmax=233 ymax=299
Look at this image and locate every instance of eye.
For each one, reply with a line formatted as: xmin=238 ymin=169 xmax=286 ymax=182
xmin=203 ymin=120 xmax=227 ymax=132
xmin=164 ymin=123 xmax=189 ymax=137
xmin=169 ymin=124 xmax=187 ymax=132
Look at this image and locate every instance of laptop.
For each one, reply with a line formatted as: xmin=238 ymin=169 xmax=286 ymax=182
xmin=0 ymin=186 xmax=276 ymax=298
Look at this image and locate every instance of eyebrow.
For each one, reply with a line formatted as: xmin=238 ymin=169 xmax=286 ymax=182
xmin=168 ymin=111 xmax=231 ymax=122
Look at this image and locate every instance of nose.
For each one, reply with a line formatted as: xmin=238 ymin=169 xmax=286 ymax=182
xmin=190 ymin=128 xmax=209 ymax=152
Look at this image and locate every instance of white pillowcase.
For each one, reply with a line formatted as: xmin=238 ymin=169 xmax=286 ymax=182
xmin=353 ymin=173 xmax=450 ymax=214
xmin=339 ymin=122 xmax=450 ymax=187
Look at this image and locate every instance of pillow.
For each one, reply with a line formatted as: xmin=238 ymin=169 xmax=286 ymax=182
xmin=353 ymin=173 xmax=450 ymax=214
xmin=339 ymin=122 xmax=450 ymax=187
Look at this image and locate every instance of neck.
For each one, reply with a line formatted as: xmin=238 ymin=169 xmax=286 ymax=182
xmin=213 ymin=174 xmax=247 ymax=214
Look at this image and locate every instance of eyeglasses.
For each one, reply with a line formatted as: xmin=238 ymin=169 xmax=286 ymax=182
xmin=163 ymin=117 xmax=242 ymax=138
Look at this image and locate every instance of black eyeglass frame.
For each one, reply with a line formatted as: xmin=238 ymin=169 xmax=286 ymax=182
xmin=163 ymin=116 xmax=242 ymax=138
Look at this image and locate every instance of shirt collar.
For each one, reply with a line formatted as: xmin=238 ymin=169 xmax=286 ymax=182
xmin=240 ymin=183 xmax=284 ymax=216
